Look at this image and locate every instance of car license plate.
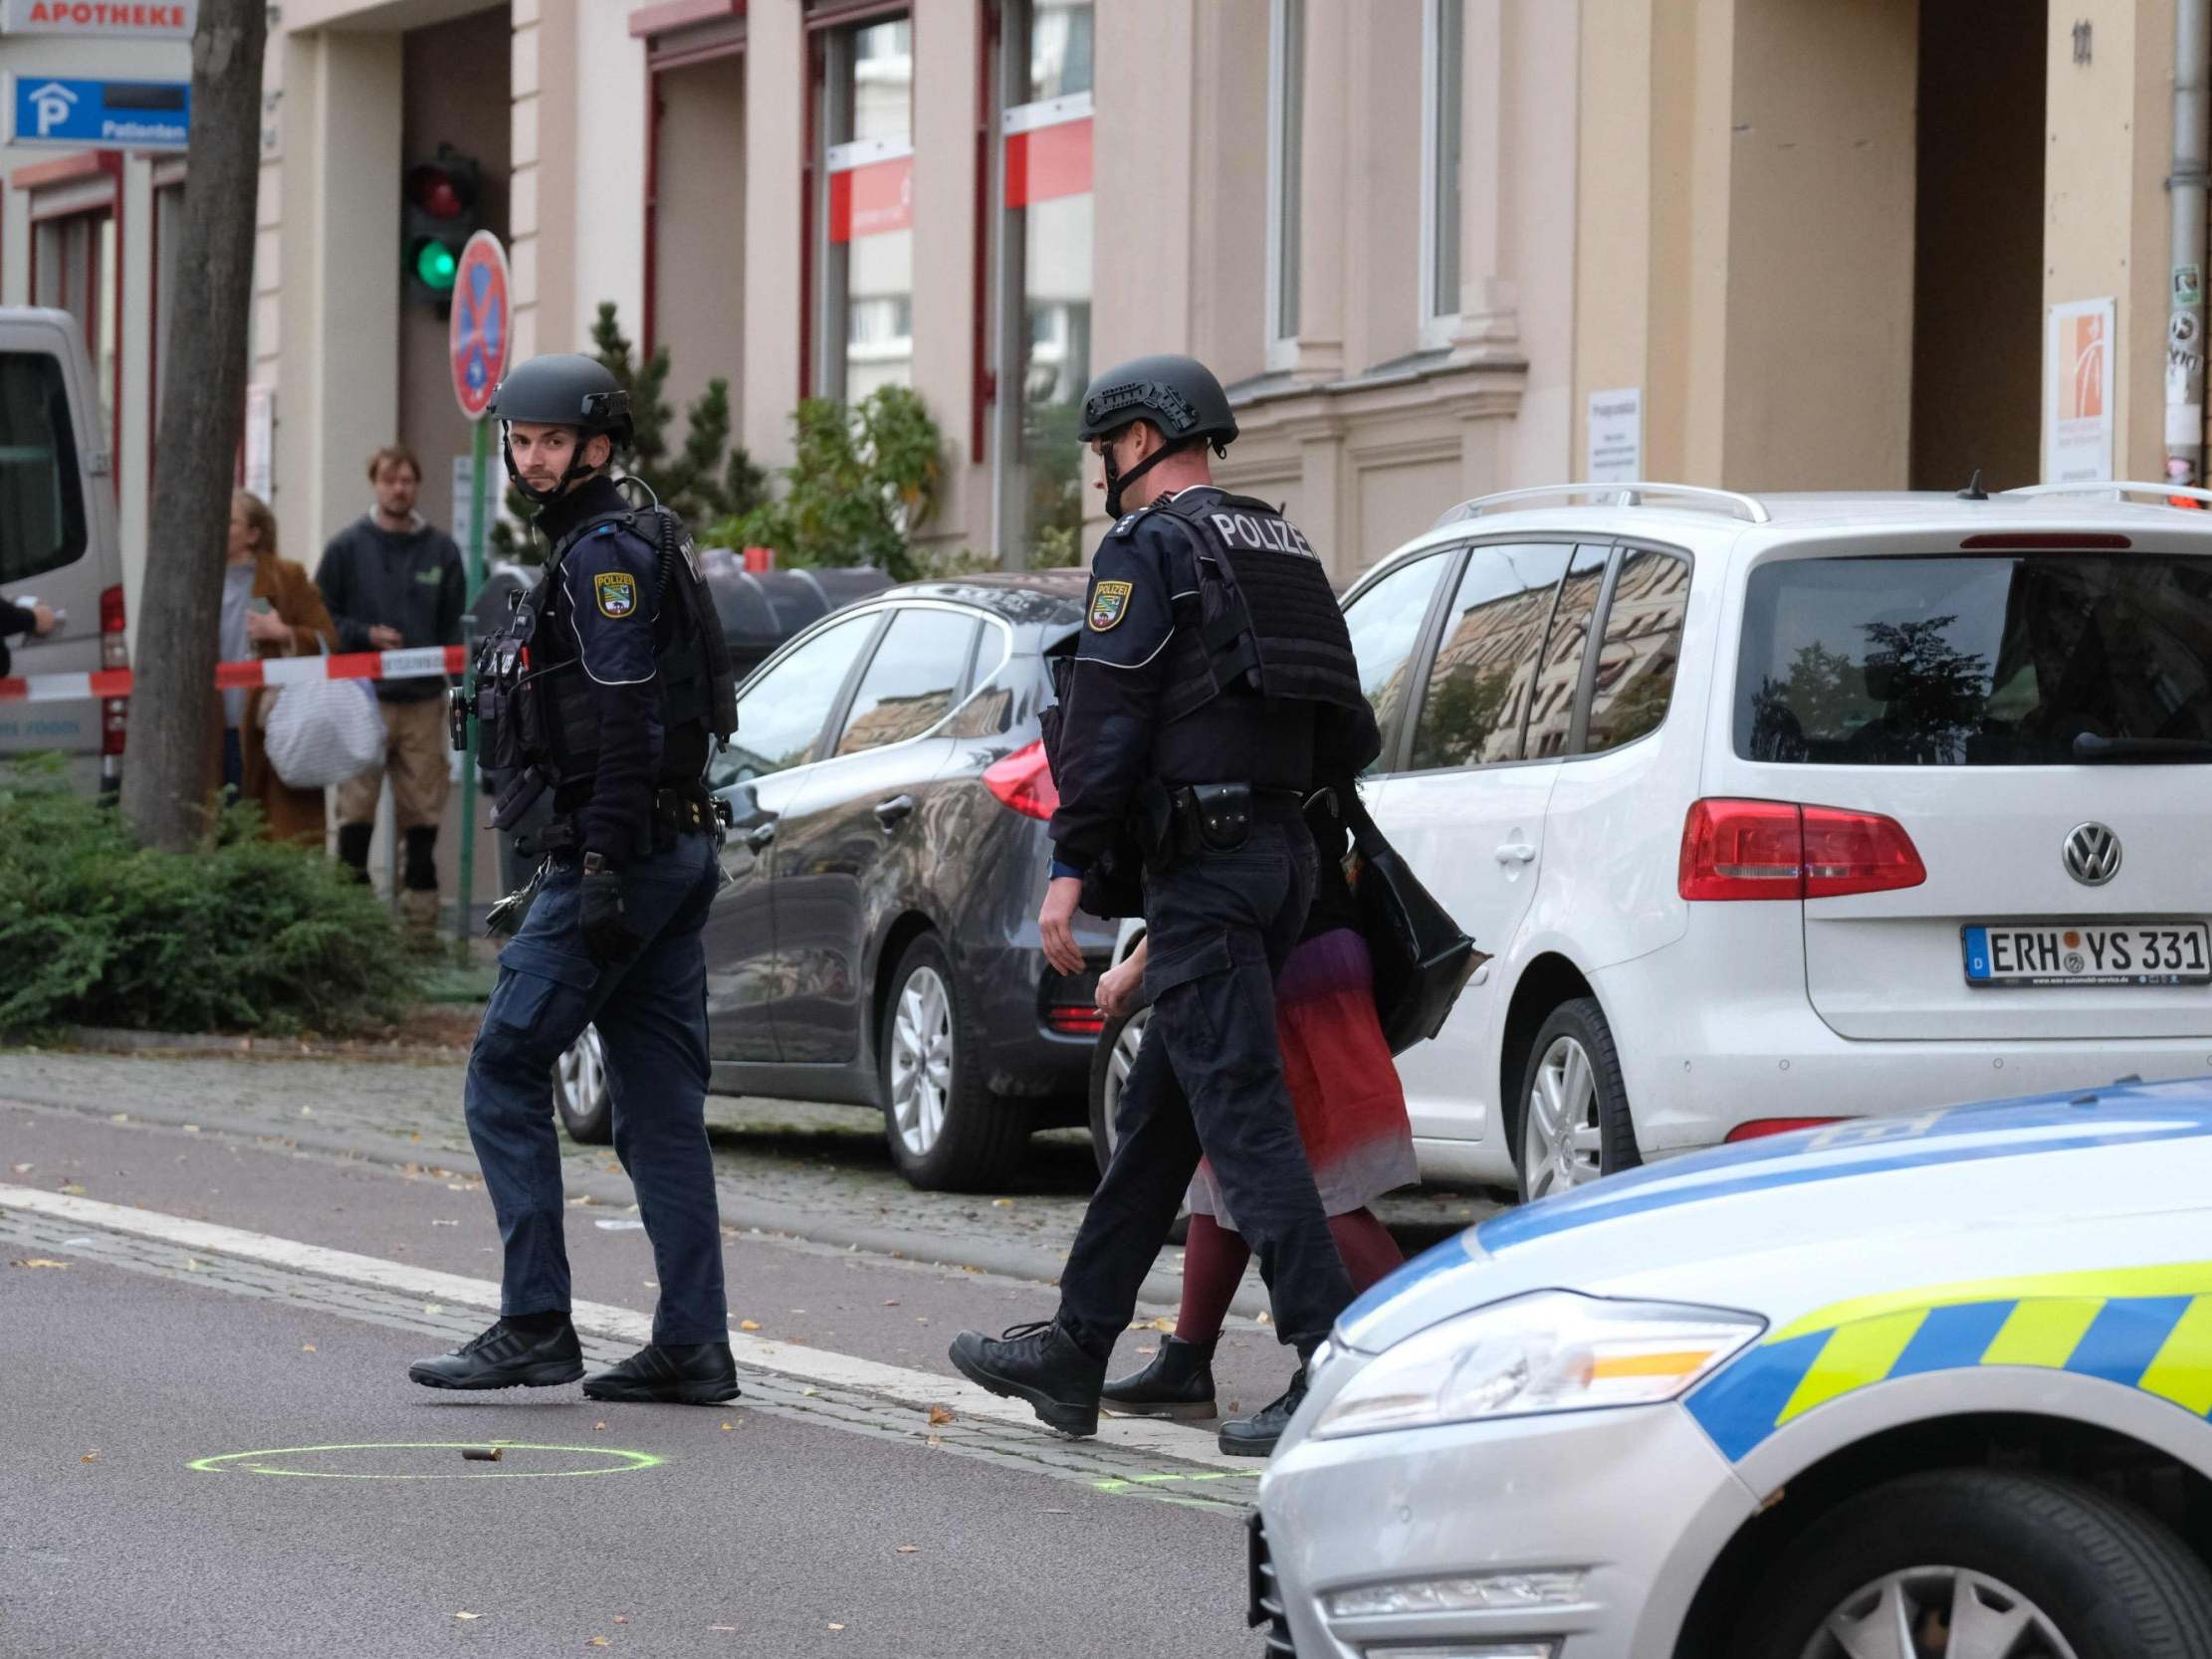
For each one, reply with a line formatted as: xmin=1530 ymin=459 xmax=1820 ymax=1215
xmin=1962 ymin=923 xmax=2212 ymax=987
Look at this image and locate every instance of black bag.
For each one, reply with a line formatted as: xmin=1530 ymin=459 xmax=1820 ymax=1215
xmin=1338 ymin=786 xmax=1487 ymax=1055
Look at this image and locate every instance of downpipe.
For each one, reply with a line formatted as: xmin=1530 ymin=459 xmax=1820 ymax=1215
xmin=2168 ymin=0 xmax=2212 ymax=495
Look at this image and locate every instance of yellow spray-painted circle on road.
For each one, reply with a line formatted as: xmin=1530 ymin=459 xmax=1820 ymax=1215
xmin=187 ymin=1442 xmax=665 ymax=1480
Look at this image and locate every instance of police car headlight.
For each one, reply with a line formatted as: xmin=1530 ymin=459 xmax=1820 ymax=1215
xmin=1310 ymin=1290 xmax=1763 ymax=1440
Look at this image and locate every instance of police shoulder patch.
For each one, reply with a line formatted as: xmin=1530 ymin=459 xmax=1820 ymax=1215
xmin=1088 ymin=579 xmax=1134 ymax=631
xmin=593 ymin=570 xmax=638 ymax=619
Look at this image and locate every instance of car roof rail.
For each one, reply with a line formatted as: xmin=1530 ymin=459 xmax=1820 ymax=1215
xmin=2001 ymin=481 xmax=2212 ymax=511
xmin=1430 ymin=481 xmax=1772 ymax=529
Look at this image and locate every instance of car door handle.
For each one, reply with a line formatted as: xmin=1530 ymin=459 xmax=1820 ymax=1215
xmin=1494 ymin=840 xmax=1537 ymax=866
xmin=743 ymin=822 xmax=776 ymax=850
xmin=873 ymin=794 xmax=915 ymax=830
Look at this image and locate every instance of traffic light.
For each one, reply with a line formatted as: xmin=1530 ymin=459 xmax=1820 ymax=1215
xmin=403 ymin=144 xmax=481 ymax=308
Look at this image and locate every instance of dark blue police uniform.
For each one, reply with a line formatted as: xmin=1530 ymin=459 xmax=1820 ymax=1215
xmin=463 ymin=474 xmax=728 ymax=1347
xmin=1046 ymin=486 xmax=1379 ymax=1358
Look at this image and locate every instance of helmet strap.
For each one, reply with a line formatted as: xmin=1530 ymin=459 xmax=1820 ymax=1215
xmin=1103 ymin=438 xmax=1184 ymax=519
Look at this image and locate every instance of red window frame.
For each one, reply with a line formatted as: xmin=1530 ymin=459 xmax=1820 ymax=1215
xmin=19 ymin=150 xmax=124 ymax=471
xmin=802 ymin=0 xmax=912 ymax=403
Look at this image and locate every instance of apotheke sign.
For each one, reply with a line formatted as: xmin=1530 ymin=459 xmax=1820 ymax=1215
xmin=2 ymin=1 xmax=196 ymax=39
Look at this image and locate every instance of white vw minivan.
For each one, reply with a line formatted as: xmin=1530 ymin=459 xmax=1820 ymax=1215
xmin=0 ymin=308 xmax=125 ymax=792
xmin=1093 ymin=482 xmax=2212 ymax=1200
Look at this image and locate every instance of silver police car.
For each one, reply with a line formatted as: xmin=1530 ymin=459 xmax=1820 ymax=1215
xmin=1253 ymin=1081 xmax=2212 ymax=1659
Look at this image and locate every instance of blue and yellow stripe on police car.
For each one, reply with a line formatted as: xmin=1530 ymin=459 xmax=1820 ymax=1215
xmin=1684 ymin=1263 xmax=2212 ymax=1461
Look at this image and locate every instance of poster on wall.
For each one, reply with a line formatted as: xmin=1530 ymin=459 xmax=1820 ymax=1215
xmin=2044 ymin=297 xmax=2115 ymax=484
xmin=1587 ymin=388 xmax=1643 ymax=484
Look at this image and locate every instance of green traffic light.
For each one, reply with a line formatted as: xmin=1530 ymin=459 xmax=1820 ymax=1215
xmin=414 ymin=240 xmax=458 ymax=292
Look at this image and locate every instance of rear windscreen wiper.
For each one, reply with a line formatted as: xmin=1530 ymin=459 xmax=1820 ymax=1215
xmin=2073 ymin=731 xmax=2212 ymax=761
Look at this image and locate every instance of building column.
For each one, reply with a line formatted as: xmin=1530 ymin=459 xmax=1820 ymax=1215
xmin=911 ymin=0 xmax=980 ymax=533
xmin=273 ymin=27 xmax=402 ymax=567
xmin=511 ymin=0 xmax=576 ymax=362
xmin=1282 ymin=0 xmax=1347 ymax=379
xmin=741 ymin=0 xmax=805 ymax=471
xmin=1452 ymin=0 xmax=1518 ymax=357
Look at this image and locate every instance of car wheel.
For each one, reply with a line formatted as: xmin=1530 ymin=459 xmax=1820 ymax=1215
xmin=880 ymin=933 xmax=1023 ymax=1192
xmin=1732 ymin=1469 xmax=2212 ymax=1659
xmin=1514 ymin=995 xmax=1639 ymax=1201
xmin=553 ymin=1024 xmax=612 ymax=1144
xmin=1086 ymin=1006 xmax=1189 ymax=1243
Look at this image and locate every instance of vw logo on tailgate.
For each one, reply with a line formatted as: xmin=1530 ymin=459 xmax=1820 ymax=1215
xmin=2063 ymin=822 xmax=2122 ymax=887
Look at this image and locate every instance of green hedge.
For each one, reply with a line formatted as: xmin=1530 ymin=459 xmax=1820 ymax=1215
xmin=0 ymin=760 xmax=416 ymax=1039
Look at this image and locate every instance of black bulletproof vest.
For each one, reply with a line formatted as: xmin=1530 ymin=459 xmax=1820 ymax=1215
xmin=475 ymin=507 xmax=738 ymax=792
xmin=1147 ymin=491 xmax=1366 ymax=727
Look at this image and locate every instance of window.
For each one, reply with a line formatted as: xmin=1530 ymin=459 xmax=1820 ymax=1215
xmin=32 ymin=208 xmax=114 ymax=452
xmin=1265 ymin=0 xmax=1305 ymax=366
xmin=995 ymin=0 xmax=1094 ymax=567
xmin=833 ymin=608 xmax=980 ymax=755
xmin=719 ymin=613 xmax=880 ymax=783
xmin=1409 ymin=543 xmax=1572 ymax=771
xmin=1585 ymin=548 xmax=1690 ymax=753
xmin=1421 ymin=0 xmax=1464 ymax=345
xmin=816 ymin=13 xmax=914 ymax=402
xmin=0 ymin=353 xmax=88 ymax=585
xmin=1342 ymin=549 xmax=1452 ymax=767
xmin=1523 ymin=546 xmax=1609 ymax=758
xmin=1735 ymin=552 xmax=2212 ymax=766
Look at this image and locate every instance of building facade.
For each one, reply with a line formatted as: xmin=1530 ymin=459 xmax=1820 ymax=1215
xmin=0 ymin=0 xmax=2194 ymax=896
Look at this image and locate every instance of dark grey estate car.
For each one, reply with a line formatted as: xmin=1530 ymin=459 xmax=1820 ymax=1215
xmin=554 ymin=571 xmax=1115 ymax=1190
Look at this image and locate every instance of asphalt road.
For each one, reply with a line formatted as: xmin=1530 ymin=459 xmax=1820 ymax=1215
xmin=1 ymin=1053 xmax=1506 ymax=1658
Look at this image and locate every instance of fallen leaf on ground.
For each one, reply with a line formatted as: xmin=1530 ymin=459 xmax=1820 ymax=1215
xmin=110 ymin=1113 xmax=128 ymax=1124
xmin=801 ymin=1387 xmax=819 ymax=1397
xmin=586 ymin=1640 xmax=609 ymax=1649
xmin=1255 ymin=1312 xmax=1272 ymax=1326
xmin=927 ymin=1405 xmax=955 ymax=1426
xmin=614 ymin=1618 xmax=629 ymax=1626
xmin=593 ymin=1421 xmax=607 ymax=1431
xmin=1135 ymin=1346 xmax=1158 ymax=1356
xmin=11 ymin=1259 xmax=68 ymax=1269
xmin=926 ymin=1434 xmax=943 ymax=1449
xmin=895 ymin=1545 xmax=919 ymax=1555
xmin=301 ymin=1345 xmax=317 ymax=1353
xmin=81 ymin=1451 xmax=99 ymax=1462
xmin=59 ymin=1183 xmax=85 ymax=1195
xmin=991 ymin=1198 xmax=1013 ymax=1207
xmin=454 ymin=1611 xmax=481 ymax=1621
xmin=300 ymin=1106 xmax=313 ymax=1117
xmin=181 ymin=1125 xmax=199 ymax=1135
xmin=882 ymin=1299 xmax=899 ymax=1308
xmin=720 ymin=1420 xmax=735 ymax=1431
xmin=739 ymin=1320 xmax=762 ymax=1332
xmin=1147 ymin=1317 xmax=1175 ymax=1333
xmin=709 ymin=1626 xmax=737 ymax=1633
xmin=10 ymin=1162 xmax=31 ymax=1173
xmin=828 ymin=1624 xmax=845 ymax=1632
xmin=424 ymin=1305 xmax=444 ymax=1316
xmin=432 ymin=1219 xmax=459 ymax=1227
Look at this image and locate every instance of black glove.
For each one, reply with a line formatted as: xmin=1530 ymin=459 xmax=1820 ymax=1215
xmin=578 ymin=863 xmax=642 ymax=964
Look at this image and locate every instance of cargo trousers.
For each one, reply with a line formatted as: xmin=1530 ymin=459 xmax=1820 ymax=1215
xmin=463 ymin=828 xmax=728 ymax=1346
xmin=1056 ymin=818 xmax=1354 ymax=1355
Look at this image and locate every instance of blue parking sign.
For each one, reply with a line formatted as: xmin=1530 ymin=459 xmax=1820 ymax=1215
xmin=7 ymin=76 xmax=189 ymax=151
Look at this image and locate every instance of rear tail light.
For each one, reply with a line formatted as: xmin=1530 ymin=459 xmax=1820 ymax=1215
xmin=983 ymin=739 xmax=1060 ymax=821
xmin=1046 ymin=1006 xmax=1105 ymax=1038
xmin=100 ymin=583 xmax=126 ymax=757
xmin=1679 ymin=799 xmax=1925 ymax=901
xmin=1726 ymin=1117 xmax=1853 ymax=1143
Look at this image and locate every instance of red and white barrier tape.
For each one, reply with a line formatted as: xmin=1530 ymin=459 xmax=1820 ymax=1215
xmin=0 ymin=645 xmax=467 ymax=706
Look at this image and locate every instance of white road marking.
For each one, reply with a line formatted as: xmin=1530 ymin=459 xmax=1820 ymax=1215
xmin=0 ymin=1184 xmax=1253 ymax=1473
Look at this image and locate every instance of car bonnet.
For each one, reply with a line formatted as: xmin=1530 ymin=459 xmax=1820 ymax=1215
xmin=1338 ymin=1083 xmax=2212 ymax=1358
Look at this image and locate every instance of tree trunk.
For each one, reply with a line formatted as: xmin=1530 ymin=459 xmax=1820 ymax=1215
xmin=117 ymin=0 xmax=270 ymax=852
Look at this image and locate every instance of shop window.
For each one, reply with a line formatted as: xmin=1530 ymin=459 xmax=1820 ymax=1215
xmin=1421 ymin=0 xmax=1463 ymax=346
xmin=815 ymin=12 xmax=914 ymax=402
xmin=1265 ymin=0 xmax=1305 ymax=367
xmin=995 ymin=0 xmax=1094 ymax=566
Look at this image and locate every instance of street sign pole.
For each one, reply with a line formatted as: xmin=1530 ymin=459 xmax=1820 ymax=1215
xmin=448 ymin=231 xmax=511 ymax=952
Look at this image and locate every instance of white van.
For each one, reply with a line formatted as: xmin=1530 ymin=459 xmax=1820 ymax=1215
xmin=0 ymin=308 xmax=123 ymax=792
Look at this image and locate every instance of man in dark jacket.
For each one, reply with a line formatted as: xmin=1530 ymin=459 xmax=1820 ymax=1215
xmin=314 ymin=444 xmax=467 ymax=943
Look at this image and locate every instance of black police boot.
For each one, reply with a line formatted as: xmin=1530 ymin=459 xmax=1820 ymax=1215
xmin=1217 ymin=1365 xmax=1309 ymax=1458
xmin=408 ymin=1318 xmax=583 ymax=1390
xmin=948 ymin=1318 xmax=1106 ymax=1438
xmin=1100 ymin=1336 xmax=1217 ymax=1420
xmin=582 ymin=1342 xmax=741 ymax=1405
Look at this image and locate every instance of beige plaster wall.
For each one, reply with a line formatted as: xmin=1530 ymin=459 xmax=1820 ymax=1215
xmin=741 ymin=0 xmax=806 ymax=472
xmin=274 ymin=29 xmax=405 ymax=567
xmin=1721 ymin=0 xmax=1916 ymax=490
xmin=653 ymin=54 xmax=748 ymax=423
xmin=911 ymin=0 xmax=984 ymax=552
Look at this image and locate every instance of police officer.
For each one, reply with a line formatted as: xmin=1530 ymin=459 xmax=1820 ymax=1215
xmin=949 ymin=355 xmax=1381 ymax=1456
xmin=410 ymin=353 xmax=742 ymax=1405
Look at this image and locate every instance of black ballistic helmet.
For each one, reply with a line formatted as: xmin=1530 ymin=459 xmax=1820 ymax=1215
xmin=488 ymin=353 xmax=635 ymax=450
xmin=1078 ymin=354 xmax=1238 ymax=454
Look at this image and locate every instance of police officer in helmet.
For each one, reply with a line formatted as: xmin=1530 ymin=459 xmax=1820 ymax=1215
xmin=411 ymin=352 xmax=742 ymax=1404
xmin=950 ymin=354 xmax=1381 ymax=1455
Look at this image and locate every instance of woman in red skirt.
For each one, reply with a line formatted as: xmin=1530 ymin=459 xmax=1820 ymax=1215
xmin=1089 ymin=794 xmax=1418 ymax=1421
